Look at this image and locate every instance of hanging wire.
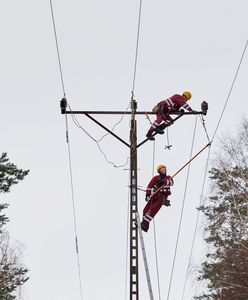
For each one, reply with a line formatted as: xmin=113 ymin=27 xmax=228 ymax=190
xmin=97 ymin=102 xmax=131 ymax=142
xmin=68 ymin=105 xmax=130 ymax=168
xmin=151 ymin=141 xmax=162 ymax=300
xmin=166 ymin=116 xmax=198 ymax=300
xmin=181 ymin=146 xmax=211 ymax=300
xmin=49 ymin=1 xmax=83 ymax=299
xmin=49 ymin=0 xmax=66 ymax=97
xmin=211 ymin=40 xmax=248 ymax=143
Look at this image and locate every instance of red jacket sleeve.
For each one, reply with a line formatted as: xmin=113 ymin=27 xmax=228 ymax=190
xmin=171 ymin=94 xmax=192 ymax=112
xmin=146 ymin=175 xmax=159 ymax=195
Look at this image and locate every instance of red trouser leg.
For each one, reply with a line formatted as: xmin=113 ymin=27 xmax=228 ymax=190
xmin=147 ymin=113 xmax=164 ymax=134
xmin=143 ymin=196 xmax=163 ymax=219
xmin=163 ymin=115 xmax=174 ymax=126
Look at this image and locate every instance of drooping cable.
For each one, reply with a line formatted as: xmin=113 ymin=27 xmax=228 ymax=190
xmin=97 ymin=102 xmax=131 ymax=142
xmin=151 ymin=141 xmax=162 ymax=300
xmin=49 ymin=0 xmax=66 ymax=97
xmin=211 ymin=40 xmax=248 ymax=143
xmin=180 ymin=146 xmax=211 ymax=300
xmin=68 ymin=105 xmax=130 ymax=168
xmin=49 ymin=2 xmax=83 ymax=299
xmin=166 ymin=116 xmax=198 ymax=300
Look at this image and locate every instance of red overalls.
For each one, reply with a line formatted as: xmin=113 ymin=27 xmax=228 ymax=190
xmin=141 ymin=175 xmax=173 ymax=232
xmin=147 ymin=94 xmax=192 ymax=136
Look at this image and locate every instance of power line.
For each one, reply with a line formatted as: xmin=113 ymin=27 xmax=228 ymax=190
xmin=166 ymin=116 xmax=198 ymax=300
xmin=49 ymin=1 xmax=83 ymax=299
xmin=65 ymin=116 xmax=84 ymax=300
xmin=181 ymin=146 xmax=211 ymax=300
xmin=211 ymin=40 xmax=248 ymax=142
xmin=49 ymin=0 xmax=66 ymax=97
xmin=180 ymin=40 xmax=248 ymax=299
xmin=131 ymin=0 xmax=143 ymax=96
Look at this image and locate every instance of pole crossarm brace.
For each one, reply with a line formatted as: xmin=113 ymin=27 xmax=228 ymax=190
xmin=84 ymin=113 xmax=130 ymax=148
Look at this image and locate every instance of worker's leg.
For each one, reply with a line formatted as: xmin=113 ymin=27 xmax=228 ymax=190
xmin=141 ymin=197 xmax=163 ymax=232
xmin=146 ymin=113 xmax=164 ymax=138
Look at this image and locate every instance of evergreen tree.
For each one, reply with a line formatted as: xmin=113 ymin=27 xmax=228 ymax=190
xmin=195 ymin=119 xmax=248 ymax=300
xmin=0 ymin=153 xmax=29 ymax=299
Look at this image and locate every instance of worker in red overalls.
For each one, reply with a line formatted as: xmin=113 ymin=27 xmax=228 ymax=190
xmin=146 ymin=91 xmax=193 ymax=140
xmin=141 ymin=164 xmax=174 ymax=232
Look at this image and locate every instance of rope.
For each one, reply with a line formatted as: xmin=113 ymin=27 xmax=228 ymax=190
xmin=49 ymin=2 xmax=83 ymax=298
xmin=49 ymin=0 xmax=66 ymax=97
xmin=166 ymin=116 xmax=198 ymax=300
xmin=211 ymin=40 xmax=248 ymax=142
xmin=181 ymin=146 xmax=211 ymax=300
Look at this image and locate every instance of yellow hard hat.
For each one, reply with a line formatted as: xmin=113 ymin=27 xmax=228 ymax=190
xmin=183 ymin=91 xmax=192 ymax=101
xmin=157 ymin=164 xmax=166 ymax=173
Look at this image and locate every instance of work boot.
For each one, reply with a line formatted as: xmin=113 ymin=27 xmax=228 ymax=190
xmin=155 ymin=126 xmax=164 ymax=134
xmin=146 ymin=133 xmax=155 ymax=141
xmin=140 ymin=220 xmax=149 ymax=232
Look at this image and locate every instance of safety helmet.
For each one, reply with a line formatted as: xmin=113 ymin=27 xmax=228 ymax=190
xmin=157 ymin=164 xmax=166 ymax=173
xmin=182 ymin=91 xmax=192 ymax=101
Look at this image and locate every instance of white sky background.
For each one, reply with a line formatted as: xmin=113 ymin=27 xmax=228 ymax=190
xmin=1 ymin=0 xmax=248 ymax=299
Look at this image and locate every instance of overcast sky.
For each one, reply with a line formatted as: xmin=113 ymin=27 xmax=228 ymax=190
xmin=1 ymin=0 xmax=248 ymax=299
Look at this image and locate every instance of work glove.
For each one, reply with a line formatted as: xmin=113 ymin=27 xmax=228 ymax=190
xmin=164 ymin=176 xmax=174 ymax=186
xmin=145 ymin=195 xmax=151 ymax=202
xmin=162 ymin=199 xmax=171 ymax=206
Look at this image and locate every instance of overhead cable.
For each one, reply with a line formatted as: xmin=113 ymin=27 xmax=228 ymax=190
xmin=131 ymin=0 xmax=143 ymax=96
xmin=211 ymin=40 xmax=248 ymax=142
xmin=49 ymin=1 xmax=83 ymax=299
xmin=49 ymin=0 xmax=66 ymax=97
xmin=166 ymin=116 xmax=198 ymax=300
